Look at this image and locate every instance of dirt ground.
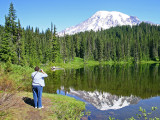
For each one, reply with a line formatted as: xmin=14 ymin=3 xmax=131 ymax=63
xmin=1 ymin=92 xmax=89 ymax=120
xmin=1 ymin=93 xmax=55 ymax=120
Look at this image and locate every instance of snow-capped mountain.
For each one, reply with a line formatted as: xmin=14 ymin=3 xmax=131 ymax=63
xmin=69 ymin=88 xmax=140 ymax=110
xmin=58 ymin=11 xmax=141 ymax=36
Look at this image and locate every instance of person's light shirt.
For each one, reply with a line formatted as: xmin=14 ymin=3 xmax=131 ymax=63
xmin=31 ymin=71 xmax=48 ymax=87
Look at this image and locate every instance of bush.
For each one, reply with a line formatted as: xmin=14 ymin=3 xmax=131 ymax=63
xmin=0 ymin=74 xmax=19 ymax=118
xmin=0 ymin=63 xmax=25 ymax=118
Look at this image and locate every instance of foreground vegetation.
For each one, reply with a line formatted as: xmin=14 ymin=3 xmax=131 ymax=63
xmin=0 ymin=62 xmax=86 ymax=120
xmin=0 ymin=91 xmax=85 ymax=120
xmin=43 ymin=93 xmax=86 ymax=120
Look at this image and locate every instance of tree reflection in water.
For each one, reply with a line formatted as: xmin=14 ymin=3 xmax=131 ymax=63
xmin=44 ymin=63 xmax=160 ymax=99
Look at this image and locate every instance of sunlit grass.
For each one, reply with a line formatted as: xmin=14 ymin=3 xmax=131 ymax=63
xmin=18 ymin=92 xmax=85 ymax=120
xmin=44 ymin=92 xmax=85 ymax=119
xmin=52 ymin=57 xmax=160 ymax=70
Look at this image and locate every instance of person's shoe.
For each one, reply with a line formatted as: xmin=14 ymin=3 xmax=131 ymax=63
xmin=35 ymin=107 xmax=37 ymax=108
xmin=38 ymin=106 xmax=44 ymax=109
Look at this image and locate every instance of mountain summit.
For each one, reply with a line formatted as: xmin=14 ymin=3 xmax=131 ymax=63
xmin=58 ymin=11 xmax=141 ymax=36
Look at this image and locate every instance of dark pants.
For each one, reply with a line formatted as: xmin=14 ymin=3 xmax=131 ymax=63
xmin=32 ymin=85 xmax=43 ymax=108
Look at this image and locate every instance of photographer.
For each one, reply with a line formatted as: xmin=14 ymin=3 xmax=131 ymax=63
xmin=31 ymin=66 xmax=48 ymax=109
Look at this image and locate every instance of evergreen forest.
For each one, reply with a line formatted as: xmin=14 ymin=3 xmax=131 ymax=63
xmin=1 ymin=3 xmax=160 ymax=67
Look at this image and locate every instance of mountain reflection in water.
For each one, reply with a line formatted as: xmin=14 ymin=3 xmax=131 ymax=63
xmin=67 ymin=88 xmax=140 ymax=110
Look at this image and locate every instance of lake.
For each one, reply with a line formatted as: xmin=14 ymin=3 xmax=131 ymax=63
xmin=44 ymin=64 xmax=160 ymax=119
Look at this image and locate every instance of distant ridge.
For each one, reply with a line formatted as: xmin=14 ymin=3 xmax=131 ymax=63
xmin=58 ymin=11 xmax=142 ymax=36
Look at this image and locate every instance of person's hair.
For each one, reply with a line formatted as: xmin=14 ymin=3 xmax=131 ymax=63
xmin=35 ymin=66 xmax=40 ymax=71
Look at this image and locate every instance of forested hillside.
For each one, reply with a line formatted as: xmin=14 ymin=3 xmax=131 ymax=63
xmin=0 ymin=3 xmax=160 ymax=67
xmin=65 ymin=23 xmax=160 ymax=62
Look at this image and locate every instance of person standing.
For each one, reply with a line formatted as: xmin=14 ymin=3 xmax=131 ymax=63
xmin=31 ymin=66 xmax=48 ymax=109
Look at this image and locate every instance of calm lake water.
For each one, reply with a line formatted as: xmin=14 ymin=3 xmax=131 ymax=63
xmin=44 ymin=64 xmax=160 ymax=120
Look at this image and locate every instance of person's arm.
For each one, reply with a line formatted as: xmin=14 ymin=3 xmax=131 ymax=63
xmin=40 ymin=69 xmax=48 ymax=77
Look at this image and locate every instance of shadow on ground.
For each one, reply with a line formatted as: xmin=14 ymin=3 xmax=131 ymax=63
xmin=23 ymin=97 xmax=34 ymax=107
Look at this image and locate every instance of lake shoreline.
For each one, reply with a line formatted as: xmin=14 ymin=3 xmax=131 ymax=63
xmin=52 ymin=57 xmax=160 ymax=69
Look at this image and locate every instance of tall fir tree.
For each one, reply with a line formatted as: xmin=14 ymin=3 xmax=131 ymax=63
xmin=5 ymin=3 xmax=18 ymax=64
xmin=52 ymin=25 xmax=59 ymax=62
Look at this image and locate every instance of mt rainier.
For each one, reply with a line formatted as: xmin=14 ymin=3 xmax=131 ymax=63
xmin=58 ymin=11 xmax=141 ymax=36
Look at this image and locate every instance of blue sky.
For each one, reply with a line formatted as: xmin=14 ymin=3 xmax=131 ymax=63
xmin=0 ymin=0 xmax=160 ymax=32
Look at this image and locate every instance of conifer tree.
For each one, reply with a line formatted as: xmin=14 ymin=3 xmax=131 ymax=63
xmin=5 ymin=3 xmax=18 ymax=64
xmin=96 ymin=36 xmax=103 ymax=61
xmin=0 ymin=28 xmax=12 ymax=62
xmin=19 ymin=28 xmax=27 ymax=66
xmin=52 ymin=25 xmax=58 ymax=62
xmin=60 ymin=34 xmax=67 ymax=63
xmin=17 ymin=19 xmax=22 ymax=64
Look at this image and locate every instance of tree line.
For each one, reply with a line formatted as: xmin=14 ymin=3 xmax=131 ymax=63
xmin=0 ymin=3 xmax=160 ymax=67
xmin=60 ymin=23 xmax=160 ymax=63
xmin=0 ymin=3 xmax=59 ymax=67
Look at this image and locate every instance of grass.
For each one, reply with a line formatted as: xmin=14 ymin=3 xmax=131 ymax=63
xmin=43 ymin=93 xmax=86 ymax=120
xmin=10 ymin=92 xmax=85 ymax=120
xmin=53 ymin=57 xmax=84 ymax=69
xmin=51 ymin=57 xmax=160 ymax=70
